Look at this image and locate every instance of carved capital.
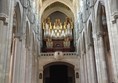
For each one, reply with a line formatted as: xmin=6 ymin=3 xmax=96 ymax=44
xmin=92 ymin=34 xmax=96 ymax=40
xmin=88 ymin=42 xmax=93 ymax=49
xmin=0 ymin=13 xmax=8 ymax=25
xmin=82 ymin=51 xmax=85 ymax=56
xmin=97 ymin=32 xmax=103 ymax=40
xmin=14 ymin=33 xmax=22 ymax=41
xmin=112 ymin=11 xmax=118 ymax=24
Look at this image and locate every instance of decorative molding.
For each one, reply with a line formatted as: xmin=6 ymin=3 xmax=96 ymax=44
xmin=14 ymin=33 xmax=22 ymax=41
xmin=112 ymin=11 xmax=118 ymax=24
xmin=88 ymin=42 xmax=93 ymax=49
xmin=82 ymin=51 xmax=85 ymax=56
xmin=54 ymin=51 xmax=63 ymax=60
xmin=97 ymin=32 xmax=103 ymax=40
xmin=0 ymin=13 xmax=8 ymax=25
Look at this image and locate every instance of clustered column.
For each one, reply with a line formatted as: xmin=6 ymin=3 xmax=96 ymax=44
xmin=0 ymin=0 xmax=14 ymax=83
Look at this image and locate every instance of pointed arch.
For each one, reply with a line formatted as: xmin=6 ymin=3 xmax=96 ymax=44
xmin=43 ymin=61 xmax=75 ymax=83
xmin=26 ymin=21 xmax=30 ymax=48
xmin=43 ymin=61 xmax=74 ymax=69
xmin=14 ymin=2 xmax=22 ymax=33
xmin=87 ymin=20 xmax=93 ymax=44
xmin=41 ymin=0 xmax=74 ymax=17
xmin=96 ymin=1 xmax=106 ymax=33
xmin=41 ymin=7 xmax=74 ymax=22
xmin=82 ymin=33 xmax=86 ymax=53
xmin=95 ymin=2 xmax=114 ymax=82
xmin=41 ymin=1 xmax=74 ymax=22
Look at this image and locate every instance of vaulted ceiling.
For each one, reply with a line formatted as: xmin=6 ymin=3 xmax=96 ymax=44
xmin=41 ymin=2 xmax=74 ymax=21
xmin=40 ymin=0 xmax=79 ymax=20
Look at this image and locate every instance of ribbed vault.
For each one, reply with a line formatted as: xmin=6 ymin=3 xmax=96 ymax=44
xmin=41 ymin=2 xmax=74 ymax=21
xmin=40 ymin=0 xmax=74 ymax=17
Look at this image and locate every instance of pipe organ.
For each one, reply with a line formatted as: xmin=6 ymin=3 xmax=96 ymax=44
xmin=42 ymin=17 xmax=75 ymax=52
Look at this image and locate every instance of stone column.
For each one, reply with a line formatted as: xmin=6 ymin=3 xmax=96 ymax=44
xmin=79 ymin=55 xmax=85 ymax=83
xmin=0 ymin=16 xmax=8 ymax=83
xmin=0 ymin=0 xmax=14 ymax=83
xmin=29 ymin=50 xmax=33 ymax=83
xmin=90 ymin=3 xmax=98 ymax=83
xmin=95 ymin=32 xmax=108 ymax=83
xmin=31 ymin=55 xmax=38 ymax=83
xmin=110 ymin=0 xmax=118 ymax=16
xmin=85 ymin=49 xmax=91 ymax=83
xmin=75 ymin=68 xmax=79 ymax=83
xmin=79 ymin=40 xmax=85 ymax=83
xmin=39 ymin=69 xmax=43 ymax=83
xmin=104 ymin=0 xmax=118 ymax=82
xmin=24 ymin=48 xmax=32 ymax=83
xmin=12 ymin=39 xmax=22 ymax=83
xmin=18 ymin=2 xmax=29 ymax=83
xmin=88 ymin=43 xmax=97 ymax=83
xmin=20 ymin=37 xmax=27 ymax=83
xmin=83 ymin=53 xmax=88 ymax=83
xmin=90 ymin=0 xmax=108 ymax=82
xmin=0 ymin=0 xmax=9 ymax=15
xmin=25 ymin=49 xmax=29 ymax=83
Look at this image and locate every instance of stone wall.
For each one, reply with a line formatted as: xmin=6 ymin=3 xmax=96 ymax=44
xmin=0 ymin=0 xmax=40 ymax=83
xmin=77 ymin=0 xmax=118 ymax=83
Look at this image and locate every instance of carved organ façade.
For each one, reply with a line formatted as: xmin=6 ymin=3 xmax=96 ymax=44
xmin=42 ymin=17 xmax=75 ymax=52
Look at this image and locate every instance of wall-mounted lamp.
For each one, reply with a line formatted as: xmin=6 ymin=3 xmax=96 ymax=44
xmin=39 ymin=73 xmax=42 ymax=79
xmin=76 ymin=72 xmax=79 ymax=78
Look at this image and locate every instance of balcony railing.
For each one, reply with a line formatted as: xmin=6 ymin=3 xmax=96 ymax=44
xmin=39 ymin=52 xmax=77 ymax=56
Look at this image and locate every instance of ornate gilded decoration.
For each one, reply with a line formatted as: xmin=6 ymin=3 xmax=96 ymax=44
xmin=43 ymin=17 xmax=73 ymax=39
xmin=42 ymin=17 xmax=74 ymax=50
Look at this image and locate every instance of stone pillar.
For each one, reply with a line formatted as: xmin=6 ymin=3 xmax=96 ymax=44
xmin=104 ymin=0 xmax=118 ymax=82
xmin=84 ymin=30 xmax=92 ymax=83
xmin=31 ymin=55 xmax=38 ymax=83
xmin=18 ymin=2 xmax=29 ymax=83
xmin=20 ymin=37 xmax=27 ymax=83
xmin=83 ymin=53 xmax=88 ymax=83
xmin=79 ymin=55 xmax=85 ymax=83
xmin=0 ymin=0 xmax=14 ymax=83
xmin=0 ymin=16 xmax=8 ymax=83
xmin=79 ymin=40 xmax=86 ymax=83
xmin=0 ymin=0 xmax=9 ymax=15
xmin=24 ymin=48 xmax=32 ymax=83
xmin=39 ymin=69 xmax=43 ymax=83
xmin=88 ymin=43 xmax=97 ymax=83
xmin=12 ymin=39 xmax=22 ymax=83
xmin=75 ymin=68 xmax=79 ymax=83
xmin=109 ymin=19 xmax=118 ymax=83
xmin=110 ymin=0 xmax=118 ymax=15
xmin=85 ymin=49 xmax=91 ymax=83
xmin=25 ymin=49 xmax=29 ymax=83
xmin=90 ymin=0 xmax=98 ymax=82
xmin=29 ymin=50 xmax=33 ymax=83
xmin=90 ymin=1 xmax=108 ymax=82
xmin=95 ymin=32 xmax=108 ymax=83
